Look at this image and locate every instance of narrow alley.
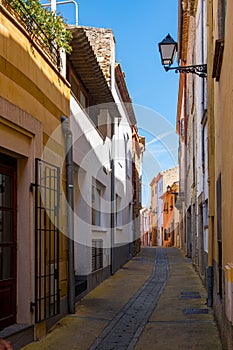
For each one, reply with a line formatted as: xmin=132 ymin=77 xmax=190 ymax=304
xmin=21 ymin=248 xmax=222 ymax=350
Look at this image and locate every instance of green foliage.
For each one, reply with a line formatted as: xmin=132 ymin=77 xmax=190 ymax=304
xmin=7 ymin=0 xmax=72 ymax=54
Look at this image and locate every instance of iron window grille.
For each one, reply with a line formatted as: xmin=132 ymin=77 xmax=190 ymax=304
xmin=32 ymin=158 xmax=60 ymax=323
xmin=92 ymin=239 xmax=103 ymax=272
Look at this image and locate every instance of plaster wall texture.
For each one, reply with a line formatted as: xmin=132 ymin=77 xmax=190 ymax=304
xmin=71 ymin=96 xmax=111 ymax=275
xmin=209 ymin=2 xmax=233 ymax=347
xmin=0 ymin=6 xmax=70 ymax=327
xmin=70 ymin=27 xmax=134 ymax=274
xmin=161 ymin=166 xmax=179 ymax=193
xmin=0 ymin=10 xmax=70 ymax=133
xmin=154 ymin=167 xmax=179 ymax=246
xmin=212 ymin=0 xmax=233 ymax=267
xmin=87 ymin=26 xmax=133 ymax=245
xmin=191 ymin=1 xmax=209 ymax=258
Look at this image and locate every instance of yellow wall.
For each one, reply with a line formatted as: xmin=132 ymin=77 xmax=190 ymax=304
xmin=0 ymin=4 xmax=71 ymax=323
xmin=0 ymin=7 xmax=70 ymax=137
xmin=212 ymin=0 xmax=233 ymax=268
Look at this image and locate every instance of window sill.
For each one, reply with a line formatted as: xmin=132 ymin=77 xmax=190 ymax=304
xmin=92 ymin=226 xmax=108 ymax=233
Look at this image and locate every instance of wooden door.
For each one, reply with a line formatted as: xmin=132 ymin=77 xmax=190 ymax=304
xmin=0 ymin=154 xmax=17 ymax=329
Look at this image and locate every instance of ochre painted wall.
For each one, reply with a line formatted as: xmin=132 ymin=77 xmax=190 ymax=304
xmin=0 ymin=7 xmax=70 ymax=137
xmin=212 ymin=0 xmax=233 ymax=268
xmin=0 ymin=4 xmax=71 ymax=326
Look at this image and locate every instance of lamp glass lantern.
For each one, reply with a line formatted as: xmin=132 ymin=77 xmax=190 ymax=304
xmin=158 ymin=34 xmax=178 ymax=66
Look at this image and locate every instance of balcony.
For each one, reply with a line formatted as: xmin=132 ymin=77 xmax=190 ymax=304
xmin=2 ymin=0 xmax=61 ymax=69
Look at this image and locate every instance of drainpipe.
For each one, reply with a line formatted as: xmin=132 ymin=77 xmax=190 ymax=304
xmin=110 ymin=156 xmax=115 ymax=275
xmin=110 ymin=123 xmax=116 ymax=275
xmin=61 ymin=116 xmax=75 ymax=314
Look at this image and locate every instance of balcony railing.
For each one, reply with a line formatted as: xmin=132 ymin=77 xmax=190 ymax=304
xmin=3 ymin=0 xmax=61 ymax=69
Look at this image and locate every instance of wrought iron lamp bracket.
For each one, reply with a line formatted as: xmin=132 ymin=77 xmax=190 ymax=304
xmin=164 ymin=64 xmax=207 ymax=78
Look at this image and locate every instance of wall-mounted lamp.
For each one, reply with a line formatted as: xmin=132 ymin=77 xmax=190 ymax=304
xmin=167 ymin=185 xmax=179 ymax=195
xmin=158 ymin=34 xmax=207 ymax=78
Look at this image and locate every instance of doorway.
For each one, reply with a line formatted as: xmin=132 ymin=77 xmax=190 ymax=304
xmin=0 ymin=154 xmax=17 ymax=329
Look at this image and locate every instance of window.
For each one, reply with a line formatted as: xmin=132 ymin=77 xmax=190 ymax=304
xmin=70 ymin=74 xmax=79 ymax=98
xmin=203 ymin=200 xmax=208 ymax=253
xmin=80 ymin=91 xmax=87 ymax=109
xmin=92 ymin=180 xmax=104 ymax=226
xmin=180 ymin=118 xmax=184 ymax=137
xmin=187 ymin=138 xmax=190 ymax=170
xmin=164 ymin=202 xmax=168 ymax=214
xmin=192 ymin=118 xmax=196 ymax=184
xmin=70 ymin=72 xmax=89 ymax=109
xmin=164 ymin=229 xmax=169 ymax=241
xmin=203 ymin=200 xmax=208 ymax=228
xmin=115 ymin=194 xmax=122 ymax=227
xmin=218 ymin=0 xmax=226 ymax=39
xmin=170 ymin=196 xmax=173 ymax=211
xmin=92 ymin=239 xmax=103 ymax=271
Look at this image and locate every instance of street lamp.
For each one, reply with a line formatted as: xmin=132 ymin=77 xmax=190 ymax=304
xmin=167 ymin=185 xmax=179 ymax=204
xmin=167 ymin=185 xmax=178 ymax=195
xmin=158 ymin=34 xmax=177 ymax=66
xmin=158 ymin=34 xmax=207 ymax=78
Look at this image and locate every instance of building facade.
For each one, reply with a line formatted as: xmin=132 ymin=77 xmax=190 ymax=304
xmin=176 ymin=0 xmax=208 ymax=275
xmin=207 ymin=1 xmax=233 ymax=348
xmin=161 ymin=181 xmax=180 ymax=247
xmin=0 ymin=0 xmax=70 ymax=345
xmin=150 ymin=166 xmax=179 ymax=247
xmin=177 ymin=0 xmax=233 ymax=348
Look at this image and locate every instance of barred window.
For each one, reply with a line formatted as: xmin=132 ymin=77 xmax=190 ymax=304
xmin=92 ymin=239 xmax=103 ymax=271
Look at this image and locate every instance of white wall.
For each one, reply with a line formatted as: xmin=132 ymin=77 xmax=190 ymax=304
xmin=71 ymin=95 xmax=112 ymax=275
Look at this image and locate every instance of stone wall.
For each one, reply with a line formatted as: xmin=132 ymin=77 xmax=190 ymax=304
xmin=83 ymin=27 xmax=114 ymax=86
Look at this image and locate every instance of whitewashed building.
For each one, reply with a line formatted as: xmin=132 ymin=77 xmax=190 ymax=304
xmin=67 ymin=26 xmax=137 ymax=295
xmin=176 ymin=0 xmax=208 ymax=278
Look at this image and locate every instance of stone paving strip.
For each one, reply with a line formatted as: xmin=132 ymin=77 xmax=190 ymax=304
xmin=22 ymin=248 xmax=222 ymax=350
xmin=22 ymin=247 xmax=159 ymax=350
xmin=135 ymin=248 xmax=222 ymax=350
xmin=89 ymin=248 xmax=168 ymax=350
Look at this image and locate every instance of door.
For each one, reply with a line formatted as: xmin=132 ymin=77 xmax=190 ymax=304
xmin=34 ymin=159 xmax=60 ymax=322
xmin=0 ymin=154 xmax=17 ymax=329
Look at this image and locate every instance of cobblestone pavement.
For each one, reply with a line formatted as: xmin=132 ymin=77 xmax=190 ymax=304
xmin=22 ymin=247 xmax=222 ymax=350
xmin=89 ymin=248 xmax=168 ymax=350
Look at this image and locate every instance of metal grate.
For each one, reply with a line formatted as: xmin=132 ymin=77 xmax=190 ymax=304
xmin=181 ymin=291 xmax=201 ymax=299
xmin=92 ymin=239 xmax=103 ymax=272
xmin=34 ymin=159 xmax=60 ymax=323
xmin=183 ymin=308 xmax=209 ymax=315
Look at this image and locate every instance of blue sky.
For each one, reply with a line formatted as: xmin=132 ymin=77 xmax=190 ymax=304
xmin=46 ymin=0 xmax=179 ymax=205
xmin=56 ymin=0 xmax=179 ymax=124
